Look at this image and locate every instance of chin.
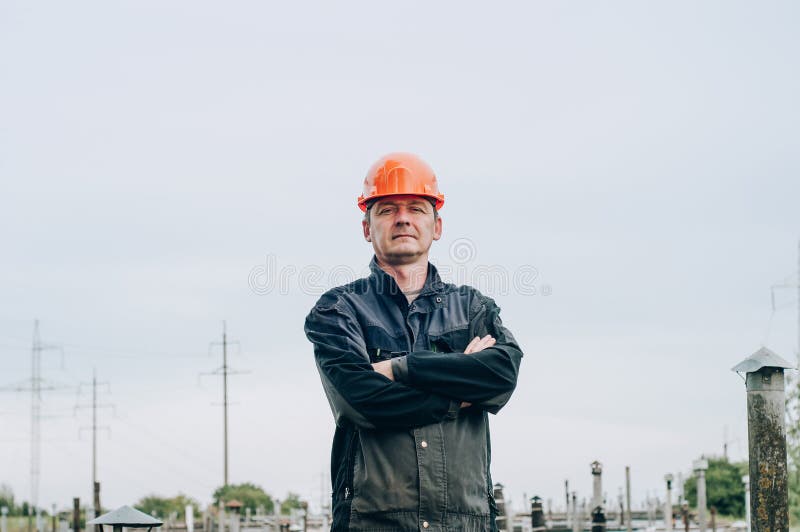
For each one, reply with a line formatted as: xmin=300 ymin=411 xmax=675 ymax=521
xmin=383 ymin=250 xmax=423 ymax=263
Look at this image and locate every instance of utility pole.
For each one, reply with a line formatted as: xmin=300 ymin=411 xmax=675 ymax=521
xmin=201 ymin=321 xmax=246 ymax=487
xmin=75 ymin=370 xmax=112 ymax=520
xmin=30 ymin=322 xmax=43 ymax=517
xmin=0 ymin=321 xmax=64 ymax=522
xmin=223 ymin=324 xmax=228 ymax=486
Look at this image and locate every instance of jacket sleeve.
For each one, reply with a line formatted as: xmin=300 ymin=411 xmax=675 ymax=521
xmin=305 ymin=295 xmax=461 ymax=430
xmin=391 ymin=292 xmax=522 ymax=414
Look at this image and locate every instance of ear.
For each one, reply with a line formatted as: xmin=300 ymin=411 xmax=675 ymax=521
xmin=432 ymin=215 xmax=443 ymax=241
xmin=362 ymin=219 xmax=372 ymax=242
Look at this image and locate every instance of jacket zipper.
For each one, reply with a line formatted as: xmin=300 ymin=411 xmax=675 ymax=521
xmin=344 ymin=430 xmax=358 ymax=500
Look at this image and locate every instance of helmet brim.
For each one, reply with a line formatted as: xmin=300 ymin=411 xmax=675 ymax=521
xmin=357 ymin=193 xmax=445 ymax=212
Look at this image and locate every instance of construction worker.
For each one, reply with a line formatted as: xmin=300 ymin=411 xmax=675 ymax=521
xmin=304 ymin=153 xmax=523 ymax=531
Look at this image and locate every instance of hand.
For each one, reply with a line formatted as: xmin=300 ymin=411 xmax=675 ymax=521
xmin=464 ymin=335 xmax=496 ymax=354
xmin=371 ymin=360 xmax=394 ymax=381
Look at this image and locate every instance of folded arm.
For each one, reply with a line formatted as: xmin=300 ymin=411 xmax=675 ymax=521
xmin=305 ymin=298 xmax=461 ymax=430
xmin=385 ymin=293 xmax=523 ymax=414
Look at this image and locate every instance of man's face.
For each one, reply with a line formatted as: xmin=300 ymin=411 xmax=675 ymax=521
xmin=362 ymin=195 xmax=442 ymax=266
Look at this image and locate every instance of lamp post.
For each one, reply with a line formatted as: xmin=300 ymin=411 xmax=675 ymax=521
xmin=87 ymin=506 xmax=163 ymax=532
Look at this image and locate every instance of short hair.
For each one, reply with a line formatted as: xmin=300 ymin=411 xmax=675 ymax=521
xmin=364 ymin=198 xmax=438 ymax=225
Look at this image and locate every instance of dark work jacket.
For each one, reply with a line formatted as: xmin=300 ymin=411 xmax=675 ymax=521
xmin=304 ymin=258 xmax=523 ymax=532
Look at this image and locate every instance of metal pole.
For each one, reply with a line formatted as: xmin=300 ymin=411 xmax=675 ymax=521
xmin=625 ymin=466 xmax=632 ymax=532
xmin=31 ymin=322 xmax=42 ymax=514
xmin=72 ymin=499 xmax=79 ymax=532
xmin=93 ymin=482 xmax=101 ymax=532
xmin=92 ymin=372 xmax=97 ymax=490
xmin=223 ymin=321 xmax=228 ymax=487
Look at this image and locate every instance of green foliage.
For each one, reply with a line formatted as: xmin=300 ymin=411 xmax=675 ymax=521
xmin=786 ymin=369 xmax=800 ymax=523
xmin=0 ymin=484 xmax=14 ymax=514
xmin=212 ymin=483 xmax=274 ymax=515
xmin=134 ymin=494 xmax=201 ymax=519
xmin=280 ymin=493 xmax=303 ymax=515
xmin=684 ymin=457 xmax=747 ymax=517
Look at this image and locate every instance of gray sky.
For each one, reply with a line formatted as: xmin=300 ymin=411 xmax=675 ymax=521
xmin=1 ymin=0 xmax=799 ymax=515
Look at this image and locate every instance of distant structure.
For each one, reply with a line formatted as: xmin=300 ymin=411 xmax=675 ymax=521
xmin=493 ymin=483 xmax=507 ymax=531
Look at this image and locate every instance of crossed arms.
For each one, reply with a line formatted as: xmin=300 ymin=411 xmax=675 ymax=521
xmin=304 ymin=292 xmax=523 ymax=430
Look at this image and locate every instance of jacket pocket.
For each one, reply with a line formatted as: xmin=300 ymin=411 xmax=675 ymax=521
xmin=351 ymin=429 xmax=419 ymax=513
xmin=364 ymin=325 xmax=407 ymax=362
xmin=428 ymin=327 xmax=471 ymax=353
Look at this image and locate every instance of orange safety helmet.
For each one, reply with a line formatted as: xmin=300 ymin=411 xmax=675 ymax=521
xmin=357 ymin=152 xmax=445 ymax=212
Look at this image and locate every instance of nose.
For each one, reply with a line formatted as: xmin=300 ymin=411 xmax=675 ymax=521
xmin=393 ymin=206 xmax=412 ymax=225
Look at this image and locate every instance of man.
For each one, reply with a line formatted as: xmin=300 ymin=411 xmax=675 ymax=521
xmin=304 ymin=153 xmax=523 ymax=531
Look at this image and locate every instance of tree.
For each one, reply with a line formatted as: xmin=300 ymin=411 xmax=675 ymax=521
xmin=212 ymin=483 xmax=274 ymax=515
xmin=280 ymin=493 xmax=303 ymax=515
xmin=785 ymin=365 xmax=800 ymax=523
xmin=684 ymin=457 xmax=747 ymax=517
xmin=0 ymin=485 xmax=14 ymax=514
xmin=135 ymin=494 xmax=201 ymax=519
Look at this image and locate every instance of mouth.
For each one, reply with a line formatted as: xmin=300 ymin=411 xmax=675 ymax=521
xmin=392 ymin=234 xmax=416 ymax=240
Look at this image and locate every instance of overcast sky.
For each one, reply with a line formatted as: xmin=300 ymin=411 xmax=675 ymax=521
xmin=1 ymin=0 xmax=799 ymax=516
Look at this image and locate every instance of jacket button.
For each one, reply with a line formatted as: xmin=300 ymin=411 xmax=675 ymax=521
xmin=420 ymin=441 xmax=428 ymax=448
xmin=435 ymin=297 xmax=442 ymax=303
xmin=422 ymin=521 xmax=429 ymax=528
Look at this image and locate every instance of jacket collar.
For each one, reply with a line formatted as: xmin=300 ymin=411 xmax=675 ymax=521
xmin=368 ymin=256 xmax=445 ymax=298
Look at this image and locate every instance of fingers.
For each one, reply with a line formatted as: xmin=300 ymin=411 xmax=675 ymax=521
xmin=464 ymin=335 xmax=482 ymax=354
xmin=464 ymin=335 xmax=495 ymax=354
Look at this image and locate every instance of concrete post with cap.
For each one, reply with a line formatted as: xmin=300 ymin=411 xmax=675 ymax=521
xmin=590 ymin=461 xmax=605 ymax=531
xmin=732 ymin=347 xmax=793 ymax=532
xmin=664 ymin=474 xmax=674 ymax=532
xmin=530 ymin=496 xmax=545 ymax=532
xmin=693 ymin=458 xmax=708 ymax=532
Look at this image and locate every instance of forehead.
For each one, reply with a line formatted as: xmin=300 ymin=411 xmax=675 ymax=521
xmin=371 ymin=195 xmax=433 ymax=209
